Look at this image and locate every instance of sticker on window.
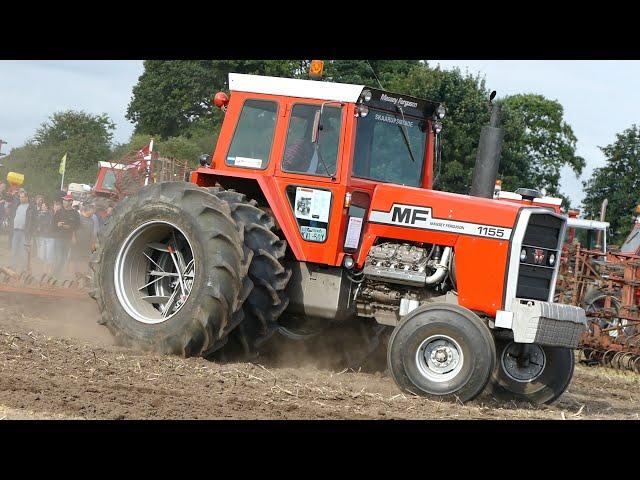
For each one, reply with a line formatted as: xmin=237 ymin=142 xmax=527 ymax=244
xmin=294 ymin=187 xmax=331 ymax=223
xmin=228 ymin=156 xmax=263 ymax=169
xmin=300 ymin=226 xmax=326 ymax=242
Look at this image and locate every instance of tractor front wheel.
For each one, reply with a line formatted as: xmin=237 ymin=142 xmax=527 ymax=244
xmin=488 ymin=339 xmax=574 ymax=405
xmin=387 ymin=304 xmax=496 ymax=403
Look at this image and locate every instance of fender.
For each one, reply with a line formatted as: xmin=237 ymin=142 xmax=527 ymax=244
xmin=192 ymin=168 xmax=310 ymax=261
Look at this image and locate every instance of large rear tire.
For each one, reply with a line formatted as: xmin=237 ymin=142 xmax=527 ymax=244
xmin=207 ymin=188 xmax=291 ymax=359
xmin=489 ymin=338 xmax=575 ymax=405
xmin=387 ymin=303 xmax=496 ymax=403
xmin=89 ymin=182 xmax=250 ymax=357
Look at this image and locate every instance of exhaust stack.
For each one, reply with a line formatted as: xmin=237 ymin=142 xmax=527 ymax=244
xmin=470 ymin=99 xmax=504 ymax=199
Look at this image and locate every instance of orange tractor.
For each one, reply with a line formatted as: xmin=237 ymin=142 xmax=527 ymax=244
xmin=90 ymin=71 xmax=586 ymax=403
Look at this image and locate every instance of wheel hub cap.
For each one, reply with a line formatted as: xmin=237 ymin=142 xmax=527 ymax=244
xmin=416 ymin=335 xmax=464 ymax=383
xmin=501 ymin=342 xmax=546 ymax=383
xmin=114 ymin=221 xmax=196 ymax=325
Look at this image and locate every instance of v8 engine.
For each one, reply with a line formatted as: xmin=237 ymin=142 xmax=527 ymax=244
xmin=363 ymin=242 xmax=452 ymax=288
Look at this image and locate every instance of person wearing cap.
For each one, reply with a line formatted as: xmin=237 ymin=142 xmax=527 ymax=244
xmin=53 ymin=194 xmax=80 ymax=277
xmin=10 ymin=189 xmax=36 ymax=272
xmin=5 ymin=186 xmax=20 ymax=249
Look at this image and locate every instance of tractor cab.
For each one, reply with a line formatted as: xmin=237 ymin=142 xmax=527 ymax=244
xmin=193 ymin=73 xmax=444 ymax=266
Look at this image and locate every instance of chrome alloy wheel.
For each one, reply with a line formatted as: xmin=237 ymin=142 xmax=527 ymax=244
xmin=415 ymin=334 xmax=465 ymax=383
xmin=114 ymin=221 xmax=196 ymax=324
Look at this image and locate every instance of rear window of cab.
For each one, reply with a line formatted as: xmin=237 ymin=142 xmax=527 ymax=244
xmin=225 ymin=99 xmax=278 ymax=170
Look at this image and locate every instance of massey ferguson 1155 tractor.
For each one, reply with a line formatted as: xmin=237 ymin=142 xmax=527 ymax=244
xmin=90 ymin=72 xmax=587 ymax=404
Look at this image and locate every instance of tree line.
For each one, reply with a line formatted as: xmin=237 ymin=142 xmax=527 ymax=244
xmin=2 ymin=60 xmax=636 ymax=242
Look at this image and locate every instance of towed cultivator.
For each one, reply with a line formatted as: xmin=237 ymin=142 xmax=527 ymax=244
xmin=0 ymin=267 xmax=90 ymax=299
xmin=556 ymin=234 xmax=640 ymax=372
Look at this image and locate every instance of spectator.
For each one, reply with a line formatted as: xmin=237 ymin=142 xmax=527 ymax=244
xmin=53 ymin=194 xmax=80 ymax=278
xmin=6 ymin=187 xmax=20 ymax=249
xmin=10 ymin=189 xmax=36 ymax=272
xmin=72 ymin=204 xmax=97 ymax=275
xmin=35 ymin=194 xmax=44 ymax=212
xmin=35 ymin=201 xmax=55 ymax=274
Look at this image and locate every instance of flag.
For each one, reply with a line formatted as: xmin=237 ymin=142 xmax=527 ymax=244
xmin=59 ymin=153 xmax=67 ymax=175
xmin=136 ymin=139 xmax=154 ymax=161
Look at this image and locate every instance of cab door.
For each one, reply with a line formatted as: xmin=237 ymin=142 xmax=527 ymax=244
xmin=272 ymin=100 xmax=348 ymax=266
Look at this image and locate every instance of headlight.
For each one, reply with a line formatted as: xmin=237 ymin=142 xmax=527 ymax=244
xmin=520 ymin=249 xmax=527 ymax=262
xmin=548 ymin=253 xmax=556 ymax=266
xmin=436 ymin=104 xmax=446 ymax=119
xmin=361 ymin=89 xmax=372 ymax=102
xmin=433 ymin=121 xmax=443 ymax=134
xmin=357 ymin=104 xmax=369 ymax=117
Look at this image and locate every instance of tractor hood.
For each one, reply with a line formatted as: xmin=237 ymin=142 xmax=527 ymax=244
xmin=367 ymin=183 xmax=522 ymax=241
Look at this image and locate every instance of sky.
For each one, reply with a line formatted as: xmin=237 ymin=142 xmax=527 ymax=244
xmin=1 ymin=60 xmax=638 ymax=207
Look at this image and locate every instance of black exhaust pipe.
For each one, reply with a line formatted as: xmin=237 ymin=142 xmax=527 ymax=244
xmin=470 ymin=99 xmax=504 ymax=199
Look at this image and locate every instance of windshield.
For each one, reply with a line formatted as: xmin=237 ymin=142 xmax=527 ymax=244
xmin=352 ymin=108 xmax=427 ymax=187
xmin=102 ymin=170 xmax=117 ymax=191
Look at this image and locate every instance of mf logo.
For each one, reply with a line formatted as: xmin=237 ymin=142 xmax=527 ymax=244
xmin=533 ymin=248 xmax=545 ymax=264
xmin=391 ymin=206 xmax=431 ymax=225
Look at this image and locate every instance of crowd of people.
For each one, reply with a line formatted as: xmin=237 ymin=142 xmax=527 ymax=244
xmin=0 ymin=182 xmax=115 ymax=279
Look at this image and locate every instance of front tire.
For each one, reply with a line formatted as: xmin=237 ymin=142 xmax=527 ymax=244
xmin=387 ymin=304 xmax=496 ymax=403
xmin=489 ymin=338 xmax=575 ymax=405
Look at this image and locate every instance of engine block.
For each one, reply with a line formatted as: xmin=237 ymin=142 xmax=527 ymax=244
xmin=363 ymin=243 xmax=432 ymax=286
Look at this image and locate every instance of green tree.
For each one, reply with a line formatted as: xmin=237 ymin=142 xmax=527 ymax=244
xmin=125 ymin=60 xmax=583 ymax=205
xmin=387 ymin=65 xmax=584 ymax=205
xmin=325 ymin=60 xmax=421 ymax=86
xmin=126 ymin=60 xmax=303 ymax=138
xmin=500 ymin=94 xmax=584 ymax=201
xmin=2 ymin=110 xmax=115 ymax=198
xmin=582 ymin=125 xmax=640 ymax=243
xmin=125 ymin=60 xmax=420 ymax=141
xmin=386 ymin=64 xmax=491 ymax=194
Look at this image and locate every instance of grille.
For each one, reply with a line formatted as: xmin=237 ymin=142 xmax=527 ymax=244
xmin=516 ymin=213 xmax=564 ymax=301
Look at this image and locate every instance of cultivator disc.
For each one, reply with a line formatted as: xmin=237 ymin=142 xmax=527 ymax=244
xmin=0 ymin=266 xmax=91 ymax=299
xmin=579 ymin=318 xmax=640 ymax=373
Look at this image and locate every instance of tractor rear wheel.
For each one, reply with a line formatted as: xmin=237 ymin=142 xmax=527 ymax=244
xmin=489 ymin=339 xmax=575 ymax=405
xmin=387 ymin=303 xmax=496 ymax=403
xmin=207 ymin=188 xmax=292 ymax=359
xmin=89 ymin=182 xmax=250 ymax=357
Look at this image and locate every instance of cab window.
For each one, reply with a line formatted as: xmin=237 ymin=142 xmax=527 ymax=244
xmin=226 ymin=100 xmax=278 ymax=169
xmin=353 ymin=109 xmax=426 ymax=187
xmin=281 ymin=104 xmax=342 ymax=176
xmin=102 ymin=170 xmax=116 ymax=191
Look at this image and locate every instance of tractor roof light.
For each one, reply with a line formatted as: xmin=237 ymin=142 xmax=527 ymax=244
xmin=436 ymin=104 xmax=446 ymax=119
xmin=309 ymin=60 xmax=325 ymax=80
xmin=361 ymin=89 xmax=372 ymax=102
xmin=433 ymin=121 xmax=443 ymax=134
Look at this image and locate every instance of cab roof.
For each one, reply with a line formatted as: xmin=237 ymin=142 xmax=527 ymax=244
xmin=229 ymin=73 xmax=440 ymax=119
